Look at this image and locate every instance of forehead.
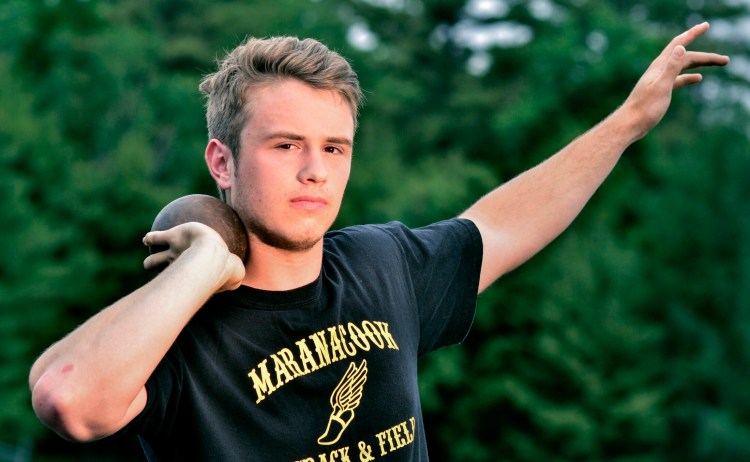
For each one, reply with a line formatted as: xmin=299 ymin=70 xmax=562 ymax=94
xmin=243 ymin=79 xmax=356 ymax=135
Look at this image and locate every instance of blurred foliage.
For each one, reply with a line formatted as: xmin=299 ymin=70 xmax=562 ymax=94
xmin=1 ymin=0 xmax=749 ymax=460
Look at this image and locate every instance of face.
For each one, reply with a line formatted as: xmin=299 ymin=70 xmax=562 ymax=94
xmin=223 ymin=79 xmax=355 ymax=252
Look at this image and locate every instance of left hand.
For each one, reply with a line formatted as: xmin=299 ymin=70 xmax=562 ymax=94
xmin=622 ymin=22 xmax=730 ymax=140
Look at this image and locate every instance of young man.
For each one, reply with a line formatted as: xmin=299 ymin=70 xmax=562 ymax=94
xmin=30 ymin=24 xmax=728 ymax=461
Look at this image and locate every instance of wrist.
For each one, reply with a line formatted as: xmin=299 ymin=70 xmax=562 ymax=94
xmin=188 ymin=237 xmax=245 ymax=293
xmin=607 ymin=102 xmax=650 ymax=145
xmin=167 ymin=238 xmax=233 ymax=291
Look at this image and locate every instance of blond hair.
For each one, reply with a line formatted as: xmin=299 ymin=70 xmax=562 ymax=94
xmin=199 ymin=36 xmax=363 ymax=163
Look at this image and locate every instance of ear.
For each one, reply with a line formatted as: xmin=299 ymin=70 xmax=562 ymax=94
xmin=205 ymin=139 xmax=234 ymax=191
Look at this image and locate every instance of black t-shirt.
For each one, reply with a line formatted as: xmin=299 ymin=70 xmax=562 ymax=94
xmin=125 ymin=219 xmax=483 ymax=461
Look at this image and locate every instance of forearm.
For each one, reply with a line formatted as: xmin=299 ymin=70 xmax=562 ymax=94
xmin=462 ymin=106 xmax=641 ymax=290
xmin=30 ymin=241 xmax=231 ymax=441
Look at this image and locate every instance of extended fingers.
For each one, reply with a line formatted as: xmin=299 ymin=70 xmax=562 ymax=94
xmin=669 ymin=50 xmax=729 ymax=89
xmin=654 ymin=23 xmax=705 ymax=63
xmin=671 ymin=23 xmax=729 ymax=68
xmin=663 ymin=27 xmax=729 ymax=88
xmin=683 ymin=51 xmax=730 ymax=70
xmin=660 ymin=22 xmax=728 ymax=67
xmin=674 ymin=73 xmax=703 ymax=90
xmin=675 ymin=21 xmax=710 ymax=48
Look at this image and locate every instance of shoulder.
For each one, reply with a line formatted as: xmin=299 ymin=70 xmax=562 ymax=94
xmin=326 ymin=218 xmax=478 ymax=243
xmin=323 ymin=218 xmax=481 ymax=261
xmin=324 ymin=221 xmax=401 ymax=250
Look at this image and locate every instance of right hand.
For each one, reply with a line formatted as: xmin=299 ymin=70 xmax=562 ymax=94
xmin=142 ymin=222 xmax=245 ymax=292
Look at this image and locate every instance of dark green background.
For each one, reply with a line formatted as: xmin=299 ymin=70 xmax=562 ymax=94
xmin=2 ymin=0 xmax=749 ymax=460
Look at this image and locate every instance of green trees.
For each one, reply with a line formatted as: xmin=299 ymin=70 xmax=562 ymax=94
xmin=1 ymin=0 xmax=748 ymax=460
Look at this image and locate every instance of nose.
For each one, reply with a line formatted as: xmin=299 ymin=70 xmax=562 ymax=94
xmin=298 ymin=148 xmax=327 ymax=184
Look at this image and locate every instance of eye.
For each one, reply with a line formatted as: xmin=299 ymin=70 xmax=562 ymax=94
xmin=277 ymin=143 xmax=295 ymax=150
xmin=324 ymin=146 xmax=345 ymax=155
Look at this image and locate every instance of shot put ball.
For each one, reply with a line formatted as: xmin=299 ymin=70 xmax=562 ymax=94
xmin=149 ymin=194 xmax=248 ymax=262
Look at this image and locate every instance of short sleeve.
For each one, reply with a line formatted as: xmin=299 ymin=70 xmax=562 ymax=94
xmin=381 ymin=219 xmax=483 ymax=355
xmin=120 ymin=346 xmax=184 ymax=442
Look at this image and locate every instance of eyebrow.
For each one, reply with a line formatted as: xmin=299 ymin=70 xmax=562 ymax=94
xmin=265 ymin=132 xmax=353 ymax=147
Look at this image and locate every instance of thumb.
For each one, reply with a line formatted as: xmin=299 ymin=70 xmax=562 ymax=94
xmin=668 ymin=45 xmax=686 ymax=73
xmin=663 ymin=45 xmax=693 ymax=89
xmin=672 ymin=44 xmax=686 ymax=58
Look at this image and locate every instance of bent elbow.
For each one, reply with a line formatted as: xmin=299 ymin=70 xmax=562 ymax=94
xmin=31 ymin=376 xmax=103 ymax=442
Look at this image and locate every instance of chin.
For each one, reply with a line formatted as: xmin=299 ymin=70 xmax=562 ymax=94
xmin=251 ymin=226 xmax=323 ymax=252
xmin=276 ymin=237 xmax=321 ymax=252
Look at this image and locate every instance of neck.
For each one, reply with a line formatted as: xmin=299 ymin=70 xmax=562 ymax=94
xmin=241 ymin=237 xmax=324 ymax=291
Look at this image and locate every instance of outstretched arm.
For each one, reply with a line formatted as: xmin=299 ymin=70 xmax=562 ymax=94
xmin=460 ymin=22 xmax=729 ymax=292
xmin=29 ymin=223 xmax=245 ymax=441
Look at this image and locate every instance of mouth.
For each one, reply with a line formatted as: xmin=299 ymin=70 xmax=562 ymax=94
xmin=290 ymin=196 xmax=328 ymax=210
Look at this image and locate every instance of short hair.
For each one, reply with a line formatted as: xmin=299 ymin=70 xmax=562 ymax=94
xmin=199 ymin=36 xmax=364 ymax=164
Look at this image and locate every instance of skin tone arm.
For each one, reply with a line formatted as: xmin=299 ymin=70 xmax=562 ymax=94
xmin=29 ymin=223 xmax=245 ymax=441
xmin=460 ymin=22 xmax=730 ymax=292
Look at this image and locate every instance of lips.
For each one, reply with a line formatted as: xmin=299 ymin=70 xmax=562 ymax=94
xmin=290 ymin=196 xmax=328 ymax=210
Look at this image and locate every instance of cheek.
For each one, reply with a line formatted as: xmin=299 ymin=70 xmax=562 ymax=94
xmin=334 ymin=160 xmax=352 ymax=191
xmin=237 ymin=181 xmax=270 ymax=216
xmin=235 ymin=161 xmax=272 ymax=196
xmin=229 ymin=167 xmax=264 ymax=212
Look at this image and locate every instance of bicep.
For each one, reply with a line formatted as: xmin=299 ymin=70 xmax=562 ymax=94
xmin=459 ymin=212 xmax=519 ymax=293
xmin=122 ymin=386 xmax=149 ymax=427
